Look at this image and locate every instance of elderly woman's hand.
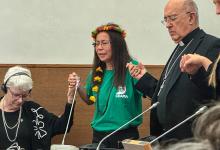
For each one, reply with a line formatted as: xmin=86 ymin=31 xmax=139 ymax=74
xmin=67 ymin=72 xmax=80 ymax=103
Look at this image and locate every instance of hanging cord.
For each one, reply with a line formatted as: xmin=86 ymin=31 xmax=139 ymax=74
xmin=61 ymin=79 xmax=80 ymax=145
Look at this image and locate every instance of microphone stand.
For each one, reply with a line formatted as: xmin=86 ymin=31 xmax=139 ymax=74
xmin=96 ymin=102 xmax=160 ymax=150
xmin=149 ymin=106 xmax=207 ymax=144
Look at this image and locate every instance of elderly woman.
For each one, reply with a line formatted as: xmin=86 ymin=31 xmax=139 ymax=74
xmin=0 ymin=65 xmax=75 ymax=150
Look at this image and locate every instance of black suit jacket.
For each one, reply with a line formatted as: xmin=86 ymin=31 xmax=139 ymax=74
xmin=135 ymin=29 xmax=220 ymax=141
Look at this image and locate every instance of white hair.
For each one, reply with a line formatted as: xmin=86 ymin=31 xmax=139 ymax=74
xmin=4 ymin=65 xmax=33 ymax=91
xmin=183 ymin=0 xmax=199 ymax=25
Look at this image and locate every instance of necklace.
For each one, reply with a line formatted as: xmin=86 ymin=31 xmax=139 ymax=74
xmin=157 ymin=39 xmax=193 ymax=96
xmin=1 ymin=98 xmax=22 ymax=142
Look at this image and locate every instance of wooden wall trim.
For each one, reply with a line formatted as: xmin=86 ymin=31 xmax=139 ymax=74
xmin=0 ymin=64 xmax=164 ymax=68
xmin=0 ymin=64 xmax=164 ymax=146
xmin=0 ymin=64 xmax=92 ymax=68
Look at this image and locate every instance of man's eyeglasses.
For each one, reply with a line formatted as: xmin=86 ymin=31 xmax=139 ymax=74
xmin=8 ymin=88 xmax=31 ymax=99
xmin=161 ymin=12 xmax=194 ymax=25
xmin=92 ymin=40 xmax=111 ymax=48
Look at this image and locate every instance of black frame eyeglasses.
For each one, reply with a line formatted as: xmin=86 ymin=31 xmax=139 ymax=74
xmin=161 ymin=12 xmax=194 ymax=25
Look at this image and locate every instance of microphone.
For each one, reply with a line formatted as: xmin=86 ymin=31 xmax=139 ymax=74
xmin=96 ymin=102 xmax=160 ymax=150
xmin=50 ymin=79 xmax=80 ymax=150
xmin=149 ymin=106 xmax=208 ymax=144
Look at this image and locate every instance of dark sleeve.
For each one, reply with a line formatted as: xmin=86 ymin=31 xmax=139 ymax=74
xmin=190 ymin=65 xmax=216 ymax=99
xmin=49 ymin=103 xmax=75 ymax=137
xmin=35 ymin=102 xmax=75 ymax=137
xmin=135 ymin=72 xmax=158 ymax=98
xmin=190 ymin=36 xmax=220 ymax=99
xmin=190 ymin=63 xmax=212 ymax=87
xmin=25 ymin=101 xmax=75 ymax=149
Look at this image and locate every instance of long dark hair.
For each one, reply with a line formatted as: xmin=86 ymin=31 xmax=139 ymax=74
xmin=92 ymin=30 xmax=131 ymax=87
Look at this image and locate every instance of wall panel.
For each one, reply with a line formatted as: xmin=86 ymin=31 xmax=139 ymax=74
xmin=0 ymin=64 xmax=163 ymax=146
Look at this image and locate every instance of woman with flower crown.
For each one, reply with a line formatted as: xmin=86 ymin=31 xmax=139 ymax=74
xmin=68 ymin=23 xmax=143 ymax=149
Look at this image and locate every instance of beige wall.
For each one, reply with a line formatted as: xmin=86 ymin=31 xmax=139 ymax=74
xmin=0 ymin=0 xmax=219 ymax=64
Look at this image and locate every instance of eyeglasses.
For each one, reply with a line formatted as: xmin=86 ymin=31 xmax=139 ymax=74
xmin=8 ymin=88 xmax=31 ymax=99
xmin=161 ymin=12 xmax=193 ymax=25
xmin=92 ymin=40 xmax=111 ymax=48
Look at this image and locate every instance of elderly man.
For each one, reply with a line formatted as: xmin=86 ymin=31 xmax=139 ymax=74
xmin=128 ymin=0 xmax=220 ymax=141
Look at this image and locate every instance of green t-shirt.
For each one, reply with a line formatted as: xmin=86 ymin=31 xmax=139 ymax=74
xmin=85 ymin=62 xmax=143 ymax=132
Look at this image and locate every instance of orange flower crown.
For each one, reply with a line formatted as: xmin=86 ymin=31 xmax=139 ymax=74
xmin=89 ymin=66 xmax=103 ymax=103
xmin=91 ymin=23 xmax=126 ymax=40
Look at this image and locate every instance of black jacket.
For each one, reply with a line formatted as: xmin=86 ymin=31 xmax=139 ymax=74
xmin=135 ymin=29 xmax=220 ymax=141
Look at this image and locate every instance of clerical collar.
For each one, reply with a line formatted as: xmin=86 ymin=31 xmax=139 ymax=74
xmin=179 ymin=27 xmax=200 ymax=46
xmin=179 ymin=41 xmax=184 ymax=46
